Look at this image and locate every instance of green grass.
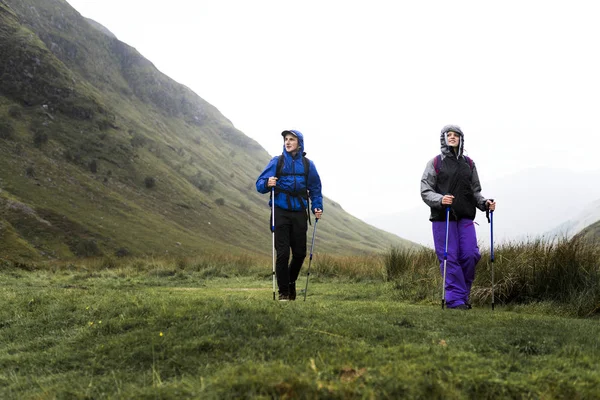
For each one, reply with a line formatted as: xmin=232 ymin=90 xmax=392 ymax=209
xmin=1 ymin=259 xmax=599 ymax=399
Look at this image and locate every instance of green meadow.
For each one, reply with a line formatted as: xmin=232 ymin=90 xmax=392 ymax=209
xmin=1 ymin=237 xmax=599 ymax=399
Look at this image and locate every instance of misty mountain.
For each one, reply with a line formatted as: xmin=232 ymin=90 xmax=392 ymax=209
xmin=366 ymin=167 xmax=600 ymax=248
xmin=0 ymin=0 xmax=416 ymax=261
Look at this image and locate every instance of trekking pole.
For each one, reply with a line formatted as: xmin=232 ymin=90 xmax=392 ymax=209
xmin=271 ymin=187 xmax=276 ymax=301
xmin=442 ymin=206 xmax=450 ymax=309
xmin=489 ymin=200 xmax=495 ymax=310
xmin=303 ymin=218 xmax=319 ymax=301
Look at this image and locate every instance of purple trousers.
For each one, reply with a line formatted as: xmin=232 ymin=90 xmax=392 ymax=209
xmin=432 ymin=219 xmax=481 ymax=308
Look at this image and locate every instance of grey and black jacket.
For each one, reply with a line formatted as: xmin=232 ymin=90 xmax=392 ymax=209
xmin=420 ymin=125 xmax=488 ymax=222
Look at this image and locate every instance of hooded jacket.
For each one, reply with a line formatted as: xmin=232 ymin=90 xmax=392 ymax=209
xmin=420 ymin=125 xmax=487 ymax=221
xmin=256 ymin=130 xmax=323 ymax=214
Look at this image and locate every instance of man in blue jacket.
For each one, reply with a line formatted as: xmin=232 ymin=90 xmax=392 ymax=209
xmin=256 ymin=130 xmax=323 ymax=301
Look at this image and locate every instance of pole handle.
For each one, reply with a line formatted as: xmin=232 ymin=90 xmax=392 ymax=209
xmin=486 ymin=198 xmax=494 ymax=223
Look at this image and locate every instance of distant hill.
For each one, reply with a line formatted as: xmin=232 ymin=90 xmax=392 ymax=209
xmin=576 ymin=219 xmax=600 ymax=243
xmin=366 ymin=167 xmax=600 ymax=248
xmin=546 ymin=198 xmax=600 ymax=239
xmin=0 ymin=0 xmax=416 ymax=261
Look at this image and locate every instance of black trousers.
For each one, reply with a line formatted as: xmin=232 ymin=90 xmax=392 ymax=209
xmin=274 ymin=207 xmax=307 ymax=295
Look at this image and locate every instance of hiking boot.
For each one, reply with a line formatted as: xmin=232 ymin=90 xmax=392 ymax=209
xmin=278 ymin=293 xmax=290 ymax=301
xmin=289 ymin=282 xmax=296 ymax=301
xmin=453 ymin=304 xmax=470 ymax=310
xmin=466 ymin=303 xmax=473 ymax=309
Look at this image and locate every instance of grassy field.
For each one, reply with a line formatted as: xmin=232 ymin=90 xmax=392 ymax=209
xmin=1 ymin=255 xmax=599 ymax=399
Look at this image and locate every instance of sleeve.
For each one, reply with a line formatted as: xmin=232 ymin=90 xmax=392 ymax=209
xmin=470 ymin=162 xmax=488 ymax=211
xmin=307 ymin=160 xmax=323 ymax=212
xmin=255 ymin=157 xmax=278 ymax=194
xmin=420 ymin=158 xmax=443 ymax=209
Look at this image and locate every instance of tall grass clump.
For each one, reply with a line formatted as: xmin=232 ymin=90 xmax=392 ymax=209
xmin=382 ymin=236 xmax=600 ymax=316
xmin=384 ymin=246 xmax=437 ymax=281
xmin=311 ymin=254 xmax=383 ymax=281
xmin=472 ymin=235 xmax=600 ymax=316
xmin=384 ymin=247 xmax=439 ymax=302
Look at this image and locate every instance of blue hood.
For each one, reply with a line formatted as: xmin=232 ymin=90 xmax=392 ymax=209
xmin=281 ymin=129 xmax=305 ymax=155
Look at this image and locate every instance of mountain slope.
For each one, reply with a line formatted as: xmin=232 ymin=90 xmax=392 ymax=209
xmin=0 ymin=0 xmax=415 ymax=261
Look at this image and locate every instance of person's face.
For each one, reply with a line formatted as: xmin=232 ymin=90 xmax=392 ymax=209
xmin=446 ymin=131 xmax=461 ymax=148
xmin=284 ymin=134 xmax=299 ymax=153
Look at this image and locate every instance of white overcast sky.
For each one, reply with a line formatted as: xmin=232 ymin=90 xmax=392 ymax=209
xmin=65 ymin=0 xmax=599 ymax=220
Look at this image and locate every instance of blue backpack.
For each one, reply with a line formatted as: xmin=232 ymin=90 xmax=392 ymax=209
xmin=274 ymin=154 xmax=312 ymax=224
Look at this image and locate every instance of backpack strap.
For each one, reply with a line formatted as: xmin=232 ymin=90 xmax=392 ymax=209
xmin=433 ymin=154 xmax=473 ymax=174
xmin=433 ymin=154 xmax=442 ymax=174
xmin=303 ymin=156 xmax=311 ymax=225
xmin=302 ymin=156 xmax=310 ymax=182
xmin=275 ymin=154 xmax=284 ymax=178
xmin=276 ymin=154 xmax=310 ymax=180
xmin=464 ymin=155 xmax=473 ymax=170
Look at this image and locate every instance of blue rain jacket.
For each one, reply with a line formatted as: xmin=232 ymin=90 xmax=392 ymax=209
xmin=256 ymin=130 xmax=323 ymax=213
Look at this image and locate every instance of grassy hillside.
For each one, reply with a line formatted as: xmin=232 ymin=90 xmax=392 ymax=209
xmin=0 ymin=0 xmax=416 ymax=261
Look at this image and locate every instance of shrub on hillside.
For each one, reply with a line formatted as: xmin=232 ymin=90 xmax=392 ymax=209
xmin=215 ymin=198 xmax=225 ymax=206
xmin=64 ymin=149 xmax=83 ymax=164
xmin=8 ymin=106 xmax=22 ymax=118
xmin=130 ymin=134 xmax=147 ymax=148
xmin=144 ymin=176 xmax=156 ymax=188
xmin=101 ymin=256 xmax=118 ymax=269
xmin=64 ymin=149 xmax=73 ymax=162
xmin=97 ymin=119 xmax=112 ymax=131
xmin=0 ymin=120 xmax=15 ymax=140
xmin=33 ymin=130 xmax=48 ymax=147
xmin=195 ymin=178 xmax=215 ymax=194
xmin=74 ymin=239 xmax=102 ymax=257
xmin=115 ymin=247 xmax=131 ymax=258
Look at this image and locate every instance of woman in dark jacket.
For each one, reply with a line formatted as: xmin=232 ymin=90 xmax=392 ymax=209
xmin=421 ymin=125 xmax=496 ymax=309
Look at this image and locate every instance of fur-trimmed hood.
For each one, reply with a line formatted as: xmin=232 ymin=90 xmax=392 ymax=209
xmin=440 ymin=124 xmax=464 ymax=157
